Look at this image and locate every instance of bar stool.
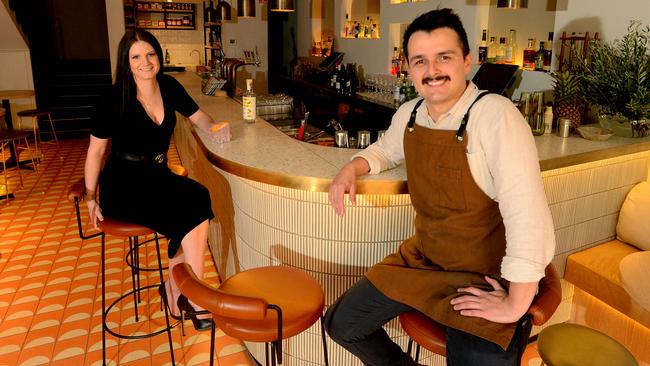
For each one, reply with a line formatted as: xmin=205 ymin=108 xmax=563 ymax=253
xmin=537 ymin=323 xmax=637 ymax=366
xmin=1 ymin=112 xmax=39 ymax=201
xmin=16 ymin=108 xmax=59 ymax=157
xmin=173 ymin=262 xmax=330 ymax=366
xmin=67 ymin=175 xmax=180 ymax=365
xmin=399 ymin=264 xmax=562 ymax=365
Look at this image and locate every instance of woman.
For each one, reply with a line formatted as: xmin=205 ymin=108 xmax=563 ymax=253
xmin=84 ymin=30 xmax=228 ymax=330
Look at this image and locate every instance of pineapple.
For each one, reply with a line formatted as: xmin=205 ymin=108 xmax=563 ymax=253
xmin=552 ymin=70 xmax=585 ymax=128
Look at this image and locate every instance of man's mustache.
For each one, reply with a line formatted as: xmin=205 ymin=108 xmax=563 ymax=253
xmin=422 ymin=75 xmax=451 ymax=84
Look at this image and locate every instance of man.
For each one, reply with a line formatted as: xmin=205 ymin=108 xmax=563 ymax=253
xmin=324 ymin=8 xmax=555 ymax=366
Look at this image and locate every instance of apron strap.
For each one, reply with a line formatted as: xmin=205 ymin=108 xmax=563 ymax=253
xmin=406 ymin=98 xmax=425 ymax=132
xmin=455 ymin=91 xmax=491 ymax=142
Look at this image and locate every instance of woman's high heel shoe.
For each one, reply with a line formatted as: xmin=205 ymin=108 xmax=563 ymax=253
xmin=177 ymin=294 xmax=212 ymax=331
xmin=158 ymin=282 xmax=181 ymax=320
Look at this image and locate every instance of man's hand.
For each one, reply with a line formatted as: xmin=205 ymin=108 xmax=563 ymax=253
xmin=328 ymin=163 xmax=358 ymax=217
xmin=86 ymin=199 xmax=104 ymax=229
xmin=450 ymin=276 xmax=535 ymax=324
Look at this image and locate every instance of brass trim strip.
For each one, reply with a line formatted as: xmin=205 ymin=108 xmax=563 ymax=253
xmin=191 ymin=129 xmax=409 ymax=194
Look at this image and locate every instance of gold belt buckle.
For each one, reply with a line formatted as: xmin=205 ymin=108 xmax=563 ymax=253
xmin=154 ymin=154 xmax=165 ymax=164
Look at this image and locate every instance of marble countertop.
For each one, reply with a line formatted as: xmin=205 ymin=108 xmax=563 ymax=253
xmin=173 ymin=72 xmax=650 ymax=193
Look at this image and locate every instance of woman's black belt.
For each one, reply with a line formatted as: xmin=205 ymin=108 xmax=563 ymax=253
xmin=112 ymin=151 xmax=167 ymax=165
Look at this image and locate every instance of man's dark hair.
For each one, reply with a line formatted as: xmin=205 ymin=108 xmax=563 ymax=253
xmin=402 ymin=8 xmax=470 ymax=63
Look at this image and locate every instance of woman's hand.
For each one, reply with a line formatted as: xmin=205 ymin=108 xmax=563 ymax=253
xmin=450 ymin=276 xmax=532 ymax=324
xmin=210 ymin=121 xmax=232 ymax=144
xmin=86 ymin=199 xmax=104 ymax=229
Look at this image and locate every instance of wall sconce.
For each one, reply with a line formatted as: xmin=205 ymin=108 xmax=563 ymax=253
xmin=497 ymin=0 xmax=528 ymax=9
xmin=270 ymin=0 xmax=294 ymax=12
xmin=237 ymin=0 xmax=255 ymax=18
xmin=215 ymin=0 xmax=232 ymax=20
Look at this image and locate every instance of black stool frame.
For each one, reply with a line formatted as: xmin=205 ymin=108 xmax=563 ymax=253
xmin=72 ymin=195 xmax=176 ymax=365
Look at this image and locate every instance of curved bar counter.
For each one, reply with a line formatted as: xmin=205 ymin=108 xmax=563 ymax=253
xmin=171 ymin=72 xmax=650 ymax=366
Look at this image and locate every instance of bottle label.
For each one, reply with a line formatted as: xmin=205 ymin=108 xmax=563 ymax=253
xmin=243 ymin=96 xmax=256 ymax=122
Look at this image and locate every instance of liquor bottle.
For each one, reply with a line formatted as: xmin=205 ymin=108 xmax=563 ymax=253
xmin=478 ymin=29 xmax=488 ymax=64
xmin=391 ymin=47 xmax=400 ymax=76
xmin=522 ymin=39 xmax=536 ymax=70
xmin=496 ymin=37 xmax=506 ymax=64
xmin=543 ymin=105 xmax=553 ymax=134
xmin=344 ymin=14 xmax=350 ymax=37
xmin=505 ymin=29 xmax=516 ymax=64
xmin=486 ymin=36 xmax=497 ymax=63
xmin=543 ymin=31 xmax=554 ymax=72
xmin=242 ymin=79 xmax=256 ymax=123
xmin=534 ymin=41 xmax=546 ymax=71
xmin=347 ymin=63 xmax=358 ymax=96
xmin=399 ymin=48 xmax=408 ymax=76
xmin=165 ymin=49 xmax=171 ymax=65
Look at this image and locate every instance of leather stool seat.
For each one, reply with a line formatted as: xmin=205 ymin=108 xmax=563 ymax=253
xmin=538 ymin=323 xmax=637 ymax=366
xmin=174 ymin=263 xmax=329 ymax=366
xmin=99 ymin=217 xmax=155 ymax=237
xmin=399 ymin=311 xmax=447 ymax=356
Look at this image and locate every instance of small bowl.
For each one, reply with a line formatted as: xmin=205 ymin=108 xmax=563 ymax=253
xmin=576 ymin=125 xmax=615 ymax=141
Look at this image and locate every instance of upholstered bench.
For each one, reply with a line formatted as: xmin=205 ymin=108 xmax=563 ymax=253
xmin=565 ymin=181 xmax=650 ymax=329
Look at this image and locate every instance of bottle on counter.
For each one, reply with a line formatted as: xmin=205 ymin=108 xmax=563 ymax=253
xmin=165 ymin=49 xmax=171 ymax=65
xmin=496 ymin=37 xmax=507 ymax=63
xmin=242 ymin=79 xmax=256 ymax=123
xmin=522 ymin=38 xmax=536 ymax=70
xmin=534 ymin=41 xmax=546 ymax=71
xmin=486 ymin=36 xmax=497 ymax=63
xmin=543 ymin=105 xmax=554 ymax=134
xmin=478 ymin=29 xmax=488 ymax=64
xmin=543 ymin=32 xmax=554 ymax=72
xmin=505 ymin=29 xmax=516 ymax=64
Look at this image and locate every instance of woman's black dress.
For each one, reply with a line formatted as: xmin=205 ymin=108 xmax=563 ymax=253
xmin=92 ymin=74 xmax=214 ymax=258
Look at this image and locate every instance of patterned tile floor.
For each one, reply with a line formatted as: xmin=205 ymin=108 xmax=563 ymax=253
xmin=0 ymin=139 xmax=254 ymax=366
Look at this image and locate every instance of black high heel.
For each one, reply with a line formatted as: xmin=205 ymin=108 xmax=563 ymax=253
xmin=158 ymin=282 xmax=181 ymax=320
xmin=177 ymin=294 xmax=212 ymax=331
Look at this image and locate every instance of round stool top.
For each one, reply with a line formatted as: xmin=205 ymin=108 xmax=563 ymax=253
xmin=538 ymin=323 xmax=637 ymax=366
xmin=17 ymin=109 xmax=51 ymax=117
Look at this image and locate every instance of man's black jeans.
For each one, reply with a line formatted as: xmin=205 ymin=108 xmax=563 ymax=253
xmin=324 ymin=277 xmax=521 ymax=366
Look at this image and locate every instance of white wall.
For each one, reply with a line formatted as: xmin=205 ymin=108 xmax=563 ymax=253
xmin=105 ymin=0 xmax=125 ymax=82
xmin=0 ymin=2 xmax=35 ymax=123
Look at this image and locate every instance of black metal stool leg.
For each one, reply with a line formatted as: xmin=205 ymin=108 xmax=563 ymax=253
xmin=128 ymin=237 xmax=139 ymax=322
xmin=101 ymin=233 xmax=107 ymax=366
xmin=320 ymin=315 xmax=329 ymax=366
xmin=154 ymin=233 xmax=176 ymax=365
xmin=209 ymin=320 xmax=216 ymax=366
xmin=134 ymin=236 xmax=142 ymax=303
xmin=415 ymin=344 xmax=421 ymax=363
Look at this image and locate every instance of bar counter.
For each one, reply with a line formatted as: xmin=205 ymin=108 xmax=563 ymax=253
xmin=171 ymin=71 xmax=650 ymax=366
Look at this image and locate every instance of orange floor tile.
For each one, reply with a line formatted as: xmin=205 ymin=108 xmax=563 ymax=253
xmin=0 ymin=139 xmax=255 ymax=366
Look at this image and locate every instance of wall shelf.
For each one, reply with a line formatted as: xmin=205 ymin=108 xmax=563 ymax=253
xmin=123 ymin=1 xmax=196 ymax=30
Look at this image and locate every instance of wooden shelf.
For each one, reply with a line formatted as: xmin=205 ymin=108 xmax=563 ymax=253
xmin=126 ymin=1 xmax=196 ymax=31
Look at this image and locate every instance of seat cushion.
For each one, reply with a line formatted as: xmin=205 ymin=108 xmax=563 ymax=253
xmin=616 ymin=181 xmax=650 ymax=250
xmin=214 ymin=266 xmax=324 ymax=342
xmin=565 ymin=240 xmax=650 ymax=328
xmin=399 ymin=310 xmax=447 ymax=356
xmin=620 ymin=251 xmax=650 ymax=311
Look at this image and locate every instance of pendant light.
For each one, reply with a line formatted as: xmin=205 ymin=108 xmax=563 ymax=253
xmin=215 ymin=0 xmax=232 ymax=20
xmin=237 ymin=0 xmax=255 ymax=18
xmin=496 ymin=0 xmax=528 ymax=9
xmin=270 ymin=0 xmax=294 ymax=12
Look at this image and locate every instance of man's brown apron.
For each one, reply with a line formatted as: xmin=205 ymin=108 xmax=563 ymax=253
xmin=366 ymin=94 xmax=517 ymax=350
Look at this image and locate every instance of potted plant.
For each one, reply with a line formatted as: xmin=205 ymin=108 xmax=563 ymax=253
xmin=551 ymin=70 xmax=585 ymax=129
xmin=574 ymin=20 xmax=650 ymax=137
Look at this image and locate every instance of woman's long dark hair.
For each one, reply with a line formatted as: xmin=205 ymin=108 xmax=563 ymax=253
xmin=114 ymin=29 xmax=164 ymax=118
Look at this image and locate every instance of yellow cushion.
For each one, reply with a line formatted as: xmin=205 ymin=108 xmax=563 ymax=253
xmin=620 ymin=251 xmax=650 ymax=311
xmin=565 ymin=240 xmax=650 ymax=328
xmin=617 ymin=181 xmax=650 ymax=250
